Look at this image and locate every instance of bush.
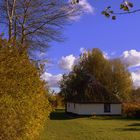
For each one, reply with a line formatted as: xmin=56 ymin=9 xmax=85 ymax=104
xmin=123 ymin=103 xmax=140 ymax=118
xmin=0 ymin=40 xmax=51 ymax=140
xmin=48 ymin=93 xmax=65 ymax=110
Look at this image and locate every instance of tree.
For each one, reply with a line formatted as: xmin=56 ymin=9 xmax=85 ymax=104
xmin=0 ymin=0 xmax=80 ymax=51
xmin=60 ymin=65 xmax=93 ymax=103
xmin=60 ymin=48 xmax=133 ymax=101
xmin=80 ymin=49 xmax=111 ymax=88
xmin=109 ymin=59 xmax=133 ymax=101
xmin=48 ymin=91 xmax=65 ymax=109
xmin=131 ymin=88 xmax=140 ymax=103
xmin=0 ymin=39 xmax=51 ymax=140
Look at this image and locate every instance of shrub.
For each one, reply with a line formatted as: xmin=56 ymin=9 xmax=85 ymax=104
xmin=48 ymin=93 xmax=65 ymax=110
xmin=123 ymin=103 xmax=140 ymax=118
xmin=0 ymin=40 xmax=51 ymax=140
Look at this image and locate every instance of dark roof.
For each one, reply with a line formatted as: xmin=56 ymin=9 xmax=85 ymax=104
xmin=66 ymin=81 xmax=121 ymax=104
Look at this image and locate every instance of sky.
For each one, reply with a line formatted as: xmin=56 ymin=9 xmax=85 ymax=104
xmin=39 ymin=0 xmax=140 ymax=92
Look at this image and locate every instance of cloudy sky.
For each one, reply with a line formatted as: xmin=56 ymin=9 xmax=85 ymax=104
xmin=41 ymin=0 xmax=140 ymax=92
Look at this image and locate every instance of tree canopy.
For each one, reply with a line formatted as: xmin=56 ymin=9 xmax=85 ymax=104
xmin=131 ymin=88 xmax=140 ymax=103
xmin=60 ymin=48 xmax=132 ymax=102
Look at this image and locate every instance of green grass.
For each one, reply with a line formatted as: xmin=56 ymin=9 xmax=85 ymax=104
xmin=41 ymin=109 xmax=140 ymax=140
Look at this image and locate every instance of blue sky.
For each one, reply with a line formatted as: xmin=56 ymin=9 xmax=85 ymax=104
xmin=39 ymin=0 xmax=140 ymax=92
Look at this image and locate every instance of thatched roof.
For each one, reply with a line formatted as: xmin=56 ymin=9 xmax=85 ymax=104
xmin=67 ymin=81 xmax=121 ymax=104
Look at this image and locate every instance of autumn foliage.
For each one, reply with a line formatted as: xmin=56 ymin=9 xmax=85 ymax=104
xmin=0 ymin=39 xmax=51 ymax=140
xmin=123 ymin=103 xmax=140 ymax=118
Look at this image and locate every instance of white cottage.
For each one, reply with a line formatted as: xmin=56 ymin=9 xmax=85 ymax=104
xmin=66 ymin=82 xmax=122 ymax=115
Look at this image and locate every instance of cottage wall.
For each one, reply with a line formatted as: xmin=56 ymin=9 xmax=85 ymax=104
xmin=67 ymin=102 xmax=122 ymax=115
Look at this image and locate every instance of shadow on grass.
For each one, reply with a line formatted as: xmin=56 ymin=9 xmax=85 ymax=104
xmin=50 ymin=109 xmax=77 ymax=120
xmin=50 ymin=109 xmax=92 ymax=120
xmin=128 ymin=123 xmax=140 ymax=126
xmin=50 ymin=109 xmax=140 ymax=121
xmin=115 ymin=123 xmax=140 ymax=132
xmin=116 ymin=128 xmax=140 ymax=131
xmin=90 ymin=116 xmax=140 ymax=121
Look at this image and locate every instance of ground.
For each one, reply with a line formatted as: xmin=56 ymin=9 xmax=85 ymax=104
xmin=41 ymin=109 xmax=140 ymax=140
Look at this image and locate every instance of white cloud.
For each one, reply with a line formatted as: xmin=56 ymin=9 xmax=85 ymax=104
xmin=58 ymin=54 xmax=77 ymax=71
xmin=103 ymin=52 xmax=109 ymax=59
xmin=119 ymin=49 xmax=140 ymax=88
xmin=41 ymin=72 xmax=62 ymax=87
xmin=131 ymin=69 xmax=140 ymax=88
xmin=121 ymin=50 xmax=140 ymax=67
xmin=80 ymin=47 xmax=85 ymax=53
xmin=79 ymin=0 xmax=94 ymax=14
xmin=69 ymin=0 xmax=94 ymax=21
xmin=80 ymin=47 xmax=88 ymax=54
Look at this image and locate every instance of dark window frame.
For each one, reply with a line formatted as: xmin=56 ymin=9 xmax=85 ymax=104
xmin=104 ymin=103 xmax=111 ymax=113
xmin=74 ymin=103 xmax=76 ymax=109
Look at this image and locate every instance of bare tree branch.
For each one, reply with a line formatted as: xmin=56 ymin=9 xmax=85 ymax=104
xmin=114 ymin=9 xmax=140 ymax=15
xmin=0 ymin=0 xmax=81 ymax=52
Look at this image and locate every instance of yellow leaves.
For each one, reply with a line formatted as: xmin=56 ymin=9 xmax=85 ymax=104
xmin=102 ymin=6 xmax=116 ymax=20
xmin=102 ymin=1 xmax=134 ymax=20
xmin=0 ymin=39 xmax=51 ymax=140
xmin=123 ymin=103 xmax=140 ymax=118
xmin=120 ymin=1 xmax=133 ymax=11
xmin=61 ymin=48 xmax=132 ymax=102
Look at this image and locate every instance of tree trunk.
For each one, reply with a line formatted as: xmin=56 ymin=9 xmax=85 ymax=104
xmin=8 ymin=20 xmax=12 ymax=41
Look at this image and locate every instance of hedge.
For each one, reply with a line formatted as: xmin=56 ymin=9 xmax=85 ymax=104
xmin=0 ymin=40 xmax=51 ymax=140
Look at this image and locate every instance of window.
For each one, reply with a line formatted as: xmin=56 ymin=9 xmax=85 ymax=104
xmin=104 ymin=104 xmax=111 ymax=113
xmin=74 ymin=103 xmax=76 ymax=109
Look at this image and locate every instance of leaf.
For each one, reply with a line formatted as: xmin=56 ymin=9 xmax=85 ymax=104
xmin=123 ymin=6 xmax=129 ymax=11
xmin=105 ymin=13 xmax=110 ymax=18
xmin=128 ymin=2 xmax=133 ymax=8
xmin=107 ymin=6 xmax=111 ymax=9
xmin=101 ymin=11 xmax=106 ymax=15
xmin=120 ymin=4 xmax=124 ymax=9
xmin=112 ymin=16 xmax=116 ymax=20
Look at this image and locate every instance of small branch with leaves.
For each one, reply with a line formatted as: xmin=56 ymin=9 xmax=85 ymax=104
xmin=71 ymin=0 xmax=140 ymax=20
xmin=102 ymin=1 xmax=140 ymax=20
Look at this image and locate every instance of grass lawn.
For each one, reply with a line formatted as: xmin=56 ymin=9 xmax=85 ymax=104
xmin=41 ymin=109 xmax=140 ymax=140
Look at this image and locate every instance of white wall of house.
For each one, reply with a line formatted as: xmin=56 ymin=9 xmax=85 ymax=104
xmin=67 ymin=102 xmax=122 ymax=115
